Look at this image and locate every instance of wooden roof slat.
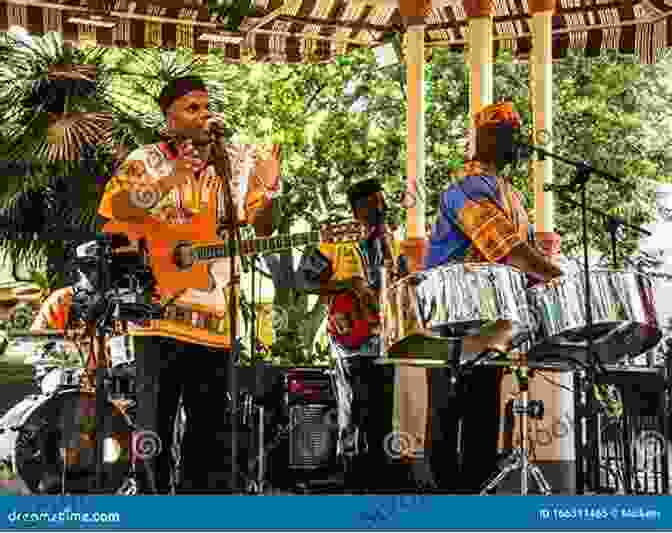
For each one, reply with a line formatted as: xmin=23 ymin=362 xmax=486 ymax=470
xmin=0 ymin=0 xmax=669 ymax=63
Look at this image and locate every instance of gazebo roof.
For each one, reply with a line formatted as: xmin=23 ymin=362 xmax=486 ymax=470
xmin=0 ymin=0 xmax=670 ymax=63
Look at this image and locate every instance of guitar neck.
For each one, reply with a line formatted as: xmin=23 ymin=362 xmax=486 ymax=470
xmin=193 ymin=231 xmax=322 ymax=260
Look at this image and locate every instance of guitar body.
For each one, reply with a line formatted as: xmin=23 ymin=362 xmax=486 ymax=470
xmin=103 ymin=215 xmax=215 ymax=296
xmin=102 ymin=215 xmax=363 ymax=349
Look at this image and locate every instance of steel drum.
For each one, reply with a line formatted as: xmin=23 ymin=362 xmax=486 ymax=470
xmin=526 ymin=270 xmax=661 ymax=368
xmin=382 ymin=263 xmax=532 ymax=360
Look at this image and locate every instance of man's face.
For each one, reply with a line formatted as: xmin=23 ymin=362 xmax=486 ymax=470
xmin=168 ymin=91 xmax=210 ymax=130
xmin=353 ymin=192 xmax=386 ymax=226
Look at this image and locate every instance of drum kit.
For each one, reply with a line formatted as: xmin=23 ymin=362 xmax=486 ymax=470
xmin=0 ymin=330 xmax=146 ymax=495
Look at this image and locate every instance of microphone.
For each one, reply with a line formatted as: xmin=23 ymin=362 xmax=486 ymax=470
xmin=159 ymin=127 xmax=211 ymax=146
xmin=76 ymin=233 xmax=130 ymax=258
xmin=159 ymin=118 xmax=227 ymax=147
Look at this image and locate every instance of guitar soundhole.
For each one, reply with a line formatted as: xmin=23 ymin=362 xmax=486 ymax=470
xmin=174 ymin=243 xmax=194 ymax=270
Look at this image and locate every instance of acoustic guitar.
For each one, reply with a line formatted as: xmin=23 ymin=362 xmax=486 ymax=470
xmin=102 ymin=214 xmax=364 ymax=297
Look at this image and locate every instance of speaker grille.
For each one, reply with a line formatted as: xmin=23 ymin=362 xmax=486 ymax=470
xmin=288 ymin=404 xmax=338 ymax=470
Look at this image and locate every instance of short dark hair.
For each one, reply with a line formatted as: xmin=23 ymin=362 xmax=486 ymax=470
xmin=158 ymin=76 xmax=208 ymax=114
xmin=346 ymin=179 xmax=384 ymax=210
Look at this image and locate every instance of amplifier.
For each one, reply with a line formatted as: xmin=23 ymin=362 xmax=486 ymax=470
xmin=284 ymin=368 xmax=338 ymax=471
xmin=285 ymin=368 xmax=334 ymax=405
xmin=288 ymin=403 xmax=338 ymax=470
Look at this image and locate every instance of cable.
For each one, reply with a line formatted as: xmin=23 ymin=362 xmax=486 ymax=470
xmin=535 ymin=370 xmax=574 ymax=394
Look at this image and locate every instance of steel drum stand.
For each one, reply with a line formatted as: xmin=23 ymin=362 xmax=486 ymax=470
xmin=519 ymin=140 xmax=631 ymax=494
xmin=480 ymin=361 xmax=552 ymax=496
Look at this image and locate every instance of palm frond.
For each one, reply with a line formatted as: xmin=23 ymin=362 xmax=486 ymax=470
xmin=0 ymin=32 xmax=117 ymax=169
xmin=45 ymin=112 xmax=114 ymax=161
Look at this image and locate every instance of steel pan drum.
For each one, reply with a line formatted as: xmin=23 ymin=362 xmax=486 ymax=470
xmin=383 ymin=263 xmax=532 ymax=359
xmin=526 ymin=270 xmax=661 ymax=368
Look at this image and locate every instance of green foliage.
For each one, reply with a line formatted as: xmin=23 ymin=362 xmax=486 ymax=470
xmin=208 ymin=0 xmax=256 ymax=32
xmin=1 ymin=34 xmax=671 ymax=365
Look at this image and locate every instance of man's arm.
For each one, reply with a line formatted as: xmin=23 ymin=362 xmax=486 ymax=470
xmin=506 ymin=242 xmax=563 ymax=282
xmin=295 ymin=247 xmax=377 ymax=309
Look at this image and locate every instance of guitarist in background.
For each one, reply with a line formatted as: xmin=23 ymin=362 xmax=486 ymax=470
xmin=98 ymin=76 xmax=280 ymax=493
xmin=297 ymin=179 xmax=436 ymax=492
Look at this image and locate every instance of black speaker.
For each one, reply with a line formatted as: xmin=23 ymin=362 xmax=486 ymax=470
xmin=288 ymin=404 xmax=338 ymax=470
xmin=284 ymin=369 xmax=338 ymax=471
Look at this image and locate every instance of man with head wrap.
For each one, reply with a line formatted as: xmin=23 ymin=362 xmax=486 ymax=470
xmin=421 ymin=102 xmax=563 ymax=491
xmin=98 ymin=76 xmax=280 ymax=493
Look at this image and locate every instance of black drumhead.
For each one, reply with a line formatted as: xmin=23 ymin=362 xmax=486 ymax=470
xmin=14 ymin=391 xmax=132 ymax=494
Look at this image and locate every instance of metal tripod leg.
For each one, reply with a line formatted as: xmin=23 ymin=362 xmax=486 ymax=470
xmin=479 ymin=365 xmax=553 ymax=496
xmin=480 ymin=449 xmax=523 ymax=494
xmin=480 ymin=448 xmax=552 ymax=495
xmin=528 ymin=462 xmax=553 ymax=495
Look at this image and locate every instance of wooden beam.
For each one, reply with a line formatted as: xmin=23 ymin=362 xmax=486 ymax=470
xmin=429 ymin=13 xmax=670 ymax=45
xmin=4 ymin=0 xmax=226 ymax=29
xmin=251 ymin=28 xmax=379 ymax=46
xmin=244 ymin=4 xmax=291 ymax=35
xmin=271 ymin=2 xmax=631 ymax=35
xmin=275 ymin=14 xmax=392 ymax=33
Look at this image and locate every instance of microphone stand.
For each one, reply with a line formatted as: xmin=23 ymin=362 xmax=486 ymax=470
xmin=520 ymin=141 xmax=624 ymax=494
xmin=210 ymin=137 xmax=244 ymax=494
xmin=94 ymin=241 xmax=112 ymax=493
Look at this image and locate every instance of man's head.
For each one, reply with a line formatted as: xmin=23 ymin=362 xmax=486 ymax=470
xmin=472 ymin=101 xmax=521 ymax=168
xmin=347 ymin=179 xmax=387 ymax=227
xmin=158 ymin=76 xmax=209 ymax=131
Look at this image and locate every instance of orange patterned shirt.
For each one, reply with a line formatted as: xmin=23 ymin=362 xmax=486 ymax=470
xmin=98 ymin=142 xmax=279 ymax=349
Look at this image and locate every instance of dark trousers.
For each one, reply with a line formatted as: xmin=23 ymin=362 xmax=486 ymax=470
xmin=133 ymin=336 xmax=233 ymax=494
xmin=429 ymin=366 xmax=503 ymax=493
xmin=336 ymin=356 xmax=396 ymax=491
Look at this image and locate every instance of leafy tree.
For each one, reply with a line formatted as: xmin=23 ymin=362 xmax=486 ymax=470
xmin=1 ymin=33 xmax=671 ymax=365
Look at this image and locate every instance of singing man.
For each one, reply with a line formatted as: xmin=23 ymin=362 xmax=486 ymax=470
xmin=98 ymin=76 xmax=280 ymax=493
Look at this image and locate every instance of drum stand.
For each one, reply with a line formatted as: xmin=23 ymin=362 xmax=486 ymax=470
xmin=480 ymin=364 xmax=552 ymax=496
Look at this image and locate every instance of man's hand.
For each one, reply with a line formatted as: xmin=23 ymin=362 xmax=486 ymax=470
xmin=507 ymin=242 xmax=564 ymax=283
xmin=351 ymin=277 xmax=379 ymax=312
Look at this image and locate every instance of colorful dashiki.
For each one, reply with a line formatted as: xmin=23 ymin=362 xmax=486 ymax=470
xmin=99 ymin=142 xmax=275 ymax=349
xmin=319 ymin=235 xmax=401 ymax=351
xmin=425 ymin=174 xmax=532 ymax=270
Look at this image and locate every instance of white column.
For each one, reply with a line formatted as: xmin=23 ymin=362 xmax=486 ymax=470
xmin=468 ymin=17 xmax=493 ymax=155
xmin=405 ymin=25 xmax=426 ymax=240
xmin=531 ymin=12 xmax=554 ymax=232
